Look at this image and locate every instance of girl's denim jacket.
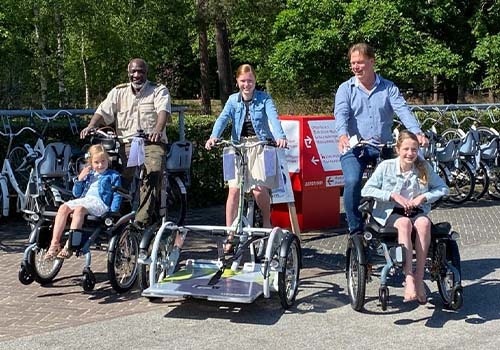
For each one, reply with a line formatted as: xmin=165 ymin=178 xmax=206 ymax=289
xmin=361 ymin=157 xmax=449 ymax=226
xmin=209 ymin=90 xmax=287 ymax=142
xmin=72 ymin=169 xmax=122 ymax=212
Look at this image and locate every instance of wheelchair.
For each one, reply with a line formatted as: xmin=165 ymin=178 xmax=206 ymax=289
xmin=18 ymin=201 xmax=139 ymax=292
xmin=345 ymin=197 xmax=463 ymax=312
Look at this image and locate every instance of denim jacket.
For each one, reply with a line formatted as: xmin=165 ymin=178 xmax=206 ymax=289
xmin=210 ymin=90 xmax=287 ymax=142
xmin=72 ymin=169 xmax=122 ymax=212
xmin=361 ymin=157 xmax=448 ymax=226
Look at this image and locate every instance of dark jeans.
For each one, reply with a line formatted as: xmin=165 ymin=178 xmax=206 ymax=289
xmin=341 ymin=145 xmax=389 ymax=233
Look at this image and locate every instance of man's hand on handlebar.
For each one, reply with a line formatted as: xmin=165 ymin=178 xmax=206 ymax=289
xmin=275 ymin=138 xmax=287 ymax=148
xmin=80 ymin=126 xmax=96 ymax=139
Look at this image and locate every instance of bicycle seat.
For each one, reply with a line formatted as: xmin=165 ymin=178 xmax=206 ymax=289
xmin=480 ymin=137 xmax=498 ymax=160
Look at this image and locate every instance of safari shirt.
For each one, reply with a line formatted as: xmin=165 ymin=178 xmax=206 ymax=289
xmin=96 ymin=81 xmax=171 ymax=143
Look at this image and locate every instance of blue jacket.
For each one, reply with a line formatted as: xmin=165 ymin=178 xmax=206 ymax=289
xmin=210 ymin=90 xmax=287 ymax=142
xmin=361 ymin=157 xmax=448 ymax=226
xmin=72 ymin=169 xmax=122 ymax=212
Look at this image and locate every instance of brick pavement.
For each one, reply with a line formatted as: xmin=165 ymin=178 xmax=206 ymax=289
xmin=1 ymin=198 xmax=499 ymax=342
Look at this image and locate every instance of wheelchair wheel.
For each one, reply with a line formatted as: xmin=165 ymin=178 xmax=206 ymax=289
xmin=18 ymin=262 xmax=35 ymax=285
xmin=107 ymin=224 xmax=140 ymax=293
xmin=437 ymin=240 xmax=463 ymax=310
xmin=82 ymin=268 xmax=96 ymax=292
xmin=379 ymin=286 xmax=389 ymax=311
xmin=278 ymin=234 xmax=301 ymax=309
xmin=30 ymin=247 xmax=64 ymax=284
xmin=347 ymin=241 xmax=367 ymax=311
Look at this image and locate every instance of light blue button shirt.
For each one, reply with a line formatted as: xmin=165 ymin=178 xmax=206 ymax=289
xmin=334 ymin=74 xmax=422 ymax=143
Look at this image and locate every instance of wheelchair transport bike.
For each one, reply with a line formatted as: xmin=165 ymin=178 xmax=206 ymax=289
xmin=346 ymin=197 xmax=463 ymax=312
xmin=141 ymin=139 xmax=302 ymax=309
xmin=18 ymin=128 xmax=141 ymax=293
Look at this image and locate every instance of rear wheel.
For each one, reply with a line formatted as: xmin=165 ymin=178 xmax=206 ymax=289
xmin=278 ymin=234 xmax=301 ymax=309
xmin=472 ymin=161 xmax=489 ymax=200
xmin=347 ymin=242 xmax=367 ymax=311
xmin=107 ymin=225 xmax=140 ymax=293
xmin=446 ymin=160 xmax=475 ymax=203
xmin=437 ymin=240 xmax=463 ymax=310
xmin=166 ymin=177 xmax=187 ymax=225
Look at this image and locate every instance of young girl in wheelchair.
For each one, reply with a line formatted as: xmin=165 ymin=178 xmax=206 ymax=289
xmin=44 ymin=144 xmax=122 ymax=260
xmin=361 ymin=130 xmax=448 ymax=304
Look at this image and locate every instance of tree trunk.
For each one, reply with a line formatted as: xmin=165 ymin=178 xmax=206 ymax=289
xmin=33 ymin=5 xmax=48 ymax=109
xmin=215 ymin=17 xmax=232 ymax=106
xmin=81 ymin=30 xmax=89 ymax=109
xmin=197 ymin=0 xmax=211 ymax=115
xmin=433 ymin=75 xmax=439 ymax=103
xmin=55 ymin=10 xmax=67 ymax=107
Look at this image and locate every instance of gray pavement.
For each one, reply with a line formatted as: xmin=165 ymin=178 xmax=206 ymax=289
xmin=1 ymin=198 xmax=500 ymax=349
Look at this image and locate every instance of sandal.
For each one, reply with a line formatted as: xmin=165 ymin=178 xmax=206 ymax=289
xmin=56 ymin=246 xmax=73 ymax=259
xmin=44 ymin=245 xmax=61 ymax=260
xmin=223 ymin=232 xmax=235 ymax=254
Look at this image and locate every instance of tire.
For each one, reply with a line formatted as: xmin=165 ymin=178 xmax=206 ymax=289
xmin=471 ymin=161 xmax=489 ymax=200
xmin=489 ymin=165 xmax=500 ymax=199
xmin=278 ymin=234 xmax=301 ymax=309
xmin=437 ymin=240 xmax=463 ymax=309
xmin=107 ymin=225 xmax=140 ymax=293
xmin=446 ymin=160 xmax=475 ymax=203
xmin=18 ymin=262 xmax=35 ymax=285
xmin=8 ymin=146 xmax=30 ymax=191
xmin=347 ymin=242 xmax=367 ymax=311
xmin=82 ymin=269 xmax=96 ymax=292
xmin=379 ymin=286 xmax=389 ymax=311
xmin=166 ymin=177 xmax=187 ymax=225
xmin=441 ymin=128 xmax=465 ymax=142
xmin=30 ymin=247 xmax=64 ymax=284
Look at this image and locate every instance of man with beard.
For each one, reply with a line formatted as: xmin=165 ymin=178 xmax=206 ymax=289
xmin=80 ymin=58 xmax=171 ymax=229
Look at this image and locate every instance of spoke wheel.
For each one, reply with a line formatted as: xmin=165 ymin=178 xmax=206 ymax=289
xmin=166 ymin=177 xmax=187 ymax=225
xmin=446 ymin=161 xmax=475 ymax=203
xmin=108 ymin=225 xmax=140 ymax=293
xmin=347 ymin=243 xmax=367 ymax=311
xmin=437 ymin=240 xmax=463 ymax=310
xmin=278 ymin=234 xmax=301 ymax=309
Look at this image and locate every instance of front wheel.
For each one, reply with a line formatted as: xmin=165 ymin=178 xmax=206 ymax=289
xmin=18 ymin=262 xmax=35 ymax=285
xmin=347 ymin=241 xmax=367 ymax=311
xmin=166 ymin=177 xmax=187 ymax=226
xmin=446 ymin=161 xmax=475 ymax=204
xmin=107 ymin=225 xmax=140 ymax=293
xmin=30 ymin=247 xmax=64 ymax=284
xmin=278 ymin=234 xmax=301 ymax=309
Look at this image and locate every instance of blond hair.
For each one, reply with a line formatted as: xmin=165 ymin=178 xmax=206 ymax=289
xmin=235 ymin=64 xmax=256 ymax=79
xmin=86 ymin=144 xmax=110 ymax=166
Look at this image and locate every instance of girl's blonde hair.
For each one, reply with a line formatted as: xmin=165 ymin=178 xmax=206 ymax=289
xmin=235 ymin=64 xmax=256 ymax=79
xmin=86 ymin=144 xmax=110 ymax=166
xmin=396 ymin=130 xmax=428 ymax=184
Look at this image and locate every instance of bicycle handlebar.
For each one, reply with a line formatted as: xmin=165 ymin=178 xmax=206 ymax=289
xmin=215 ymin=139 xmax=277 ymax=149
xmin=0 ymin=126 xmax=39 ymax=138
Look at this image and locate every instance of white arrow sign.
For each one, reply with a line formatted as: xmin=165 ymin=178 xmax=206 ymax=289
xmin=304 ymin=135 xmax=313 ymax=148
xmin=311 ymin=156 xmax=319 ymax=165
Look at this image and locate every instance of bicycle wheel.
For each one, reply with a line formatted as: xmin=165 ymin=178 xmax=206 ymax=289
xmin=107 ymin=224 xmax=140 ymax=293
xmin=8 ymin=146 xmax=30 ymax=191
xmin=29 ymin=224 xmax=64 ymax=284
xmin=471 ymin=161 xmax=489 ymax=200
xmin=166 ymin=176 xmax=187 ymax=225
xmin=137 ymin=225 xmax=176 ymax=295
xmin=446 ymin=161 xmax=475 ymax=203
xmin=488 ymin=164 xmax=500 ymax=199
xmin=476 ymin=126 xmax=498 ymax=146
xmin=347 ymin=240 xmax=367 ymax=311
xmin=278 ymin=234 xmax=301 ymax=309
xmin=441 ymin=128 xmax=465 ymax=142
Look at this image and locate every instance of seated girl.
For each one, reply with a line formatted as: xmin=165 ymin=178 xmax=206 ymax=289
xmin=44 ymin=144 xmax=122 ymax=259
xmin=361 ymin=130 xmax=449 ymax=304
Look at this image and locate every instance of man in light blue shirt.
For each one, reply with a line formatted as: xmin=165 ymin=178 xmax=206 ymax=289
xmin=334 ymin=43 xmax=428 ymax=233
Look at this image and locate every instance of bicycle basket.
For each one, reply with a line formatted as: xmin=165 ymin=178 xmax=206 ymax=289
xmin=166 ymin=141 xmax=192 ymax=171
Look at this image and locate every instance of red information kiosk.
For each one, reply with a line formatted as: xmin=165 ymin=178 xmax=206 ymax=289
xmin=271 ymin=115 xmax=343 ymax=231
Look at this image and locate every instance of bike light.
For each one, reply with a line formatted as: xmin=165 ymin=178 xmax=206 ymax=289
xmin=364 ymin=231 xmax=373 ymax=241
xmin=104 ymin=217 xmax=113 ymax=226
